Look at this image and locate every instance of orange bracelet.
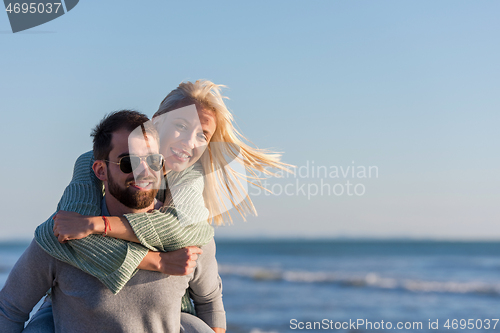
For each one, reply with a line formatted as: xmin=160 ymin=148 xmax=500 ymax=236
xmin=102 ymin=216 xmax=111 ymax=236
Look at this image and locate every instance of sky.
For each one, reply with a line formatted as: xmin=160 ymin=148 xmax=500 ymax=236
xmin=0 ymin=1 xmax=499 ymax=241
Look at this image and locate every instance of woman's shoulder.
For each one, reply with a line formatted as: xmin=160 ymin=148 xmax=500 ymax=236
xmin=70 ymin=150 xmax=98 ymax=183
xmin=74 ymin=150 xmax=95 ymax=166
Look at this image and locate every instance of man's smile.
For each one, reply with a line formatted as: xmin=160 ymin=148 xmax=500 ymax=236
xmin=127 ymin=178 xmax=157 ymax=190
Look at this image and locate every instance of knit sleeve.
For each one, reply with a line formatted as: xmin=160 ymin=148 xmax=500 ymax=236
xmin=35 ymin=151 xmax=149 ymax=294
xmin=56 ymin=150 xmax=103 ymax=215
xmin=123 ymin=163 xmax=214 ymax=252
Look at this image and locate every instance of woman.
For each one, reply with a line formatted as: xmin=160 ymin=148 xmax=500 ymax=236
xmin=28 ymin=80 xmax=291 ymax=332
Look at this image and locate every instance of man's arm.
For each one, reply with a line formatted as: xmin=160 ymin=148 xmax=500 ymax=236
xmin=0 ymin=240 xmax=55 ymax=332
xmin=188 ymin=239 xmax=226 ymax=332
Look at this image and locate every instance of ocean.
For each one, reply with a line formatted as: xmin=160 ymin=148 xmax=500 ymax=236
xmin=2 ymin=239 xmax=500 ymax=332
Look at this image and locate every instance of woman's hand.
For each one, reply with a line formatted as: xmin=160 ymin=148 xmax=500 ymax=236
xmin=157 ymin=246 xmax=203 ymax=275
xmin=138 ymin=246 xmax=203 ymax=275
xmin=52 ymin=211 xmax=102 ymax=243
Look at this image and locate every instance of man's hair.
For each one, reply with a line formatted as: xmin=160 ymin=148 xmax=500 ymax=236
xmin=91 ymin=110 xmax=157 ymax=161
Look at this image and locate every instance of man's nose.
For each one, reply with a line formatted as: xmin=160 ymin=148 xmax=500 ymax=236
xmin=134 ymin=159 xmax=153 ymax=178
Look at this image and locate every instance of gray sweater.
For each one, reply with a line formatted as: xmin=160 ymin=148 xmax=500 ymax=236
xmin=0 ymin=238 xmax=225 ymax=332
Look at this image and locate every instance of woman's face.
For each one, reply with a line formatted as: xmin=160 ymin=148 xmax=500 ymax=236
xmin=155 ymin=104 xmax=216 ymax=172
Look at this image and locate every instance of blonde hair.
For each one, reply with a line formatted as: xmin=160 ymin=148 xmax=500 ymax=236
xmin=154 ymin=80 xmax=292 ymax=226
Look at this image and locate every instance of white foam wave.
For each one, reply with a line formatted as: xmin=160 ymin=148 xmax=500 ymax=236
xmin=218 ymin=264 xmax=500 ymax=296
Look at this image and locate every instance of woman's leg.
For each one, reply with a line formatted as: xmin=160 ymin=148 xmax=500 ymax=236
xmin=180 ymin=312 xmax=214 ymax=333
xmin=22 ymin=296 xmax=55 ymax=333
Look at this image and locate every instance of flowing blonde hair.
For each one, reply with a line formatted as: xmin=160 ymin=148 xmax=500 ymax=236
xmin=154 ymin=80 xmax=292 ymax=226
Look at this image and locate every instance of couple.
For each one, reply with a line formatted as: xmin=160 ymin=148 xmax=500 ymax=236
xmin=0 ymin=80 xmax=290 ymax=332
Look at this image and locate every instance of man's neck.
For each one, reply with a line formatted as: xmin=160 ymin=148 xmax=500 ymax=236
xmin=104 ymin=194 xmax=154 ymax=216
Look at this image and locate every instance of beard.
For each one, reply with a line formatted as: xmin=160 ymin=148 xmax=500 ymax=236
xmin=107 ymin=170 xmax=158 ymax=209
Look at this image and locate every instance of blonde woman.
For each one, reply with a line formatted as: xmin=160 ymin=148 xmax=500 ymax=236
xmin=27 ymin=80 xmax=290 ymax=332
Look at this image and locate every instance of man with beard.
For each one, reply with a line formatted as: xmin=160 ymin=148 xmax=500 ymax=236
xmin=0 ymin=110 xmax=225 ymax=332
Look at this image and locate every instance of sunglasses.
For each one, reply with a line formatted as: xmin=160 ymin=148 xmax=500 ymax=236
xmin=105 ymin=154 xmax=165 ymax=174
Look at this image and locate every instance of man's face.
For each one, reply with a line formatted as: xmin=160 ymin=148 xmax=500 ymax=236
xmin=106 ymin=128 xmax=161 ymax=209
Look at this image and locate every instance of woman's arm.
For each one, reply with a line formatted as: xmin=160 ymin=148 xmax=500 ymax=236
xmin=50 ymin=209 xmax=203 ymax=276
xmin=54 ymin=161 xmax=213 ymax=252
xmin=53 ymin=162 xmax=214 ymax=252
xmin=52 ymin=212 xmax=141 ymax=244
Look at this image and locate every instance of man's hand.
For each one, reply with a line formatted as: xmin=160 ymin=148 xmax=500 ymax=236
xmin=156 ymin=246 xmax=203 ymax=275
xmin=52 ymin=211 xmax=97 ymax=243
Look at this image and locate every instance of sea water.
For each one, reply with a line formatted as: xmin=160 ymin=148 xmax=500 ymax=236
xmin=2 ymin=239 xmax=500 ymax=332
xmin=217 ymin=240 xmax=500 ymax=333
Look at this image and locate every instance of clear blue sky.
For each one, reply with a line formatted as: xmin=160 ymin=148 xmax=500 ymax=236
xmin=1 ymin=1 xmax=499 ymax=240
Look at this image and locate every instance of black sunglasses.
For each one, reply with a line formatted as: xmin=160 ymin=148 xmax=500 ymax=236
xmin=105 ymin=154 xmax=164 ymax=174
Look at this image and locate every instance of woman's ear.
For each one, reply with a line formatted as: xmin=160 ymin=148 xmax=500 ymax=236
xmin=92 ymin=160 xmax=108 ymax=181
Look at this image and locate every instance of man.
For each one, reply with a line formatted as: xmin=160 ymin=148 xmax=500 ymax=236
xmin=0 ymin=111 xmax=225 ymax=332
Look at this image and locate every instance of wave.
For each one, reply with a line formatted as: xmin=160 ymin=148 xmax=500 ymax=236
xmin=218 ymin=264 xmax=500 ymax=296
